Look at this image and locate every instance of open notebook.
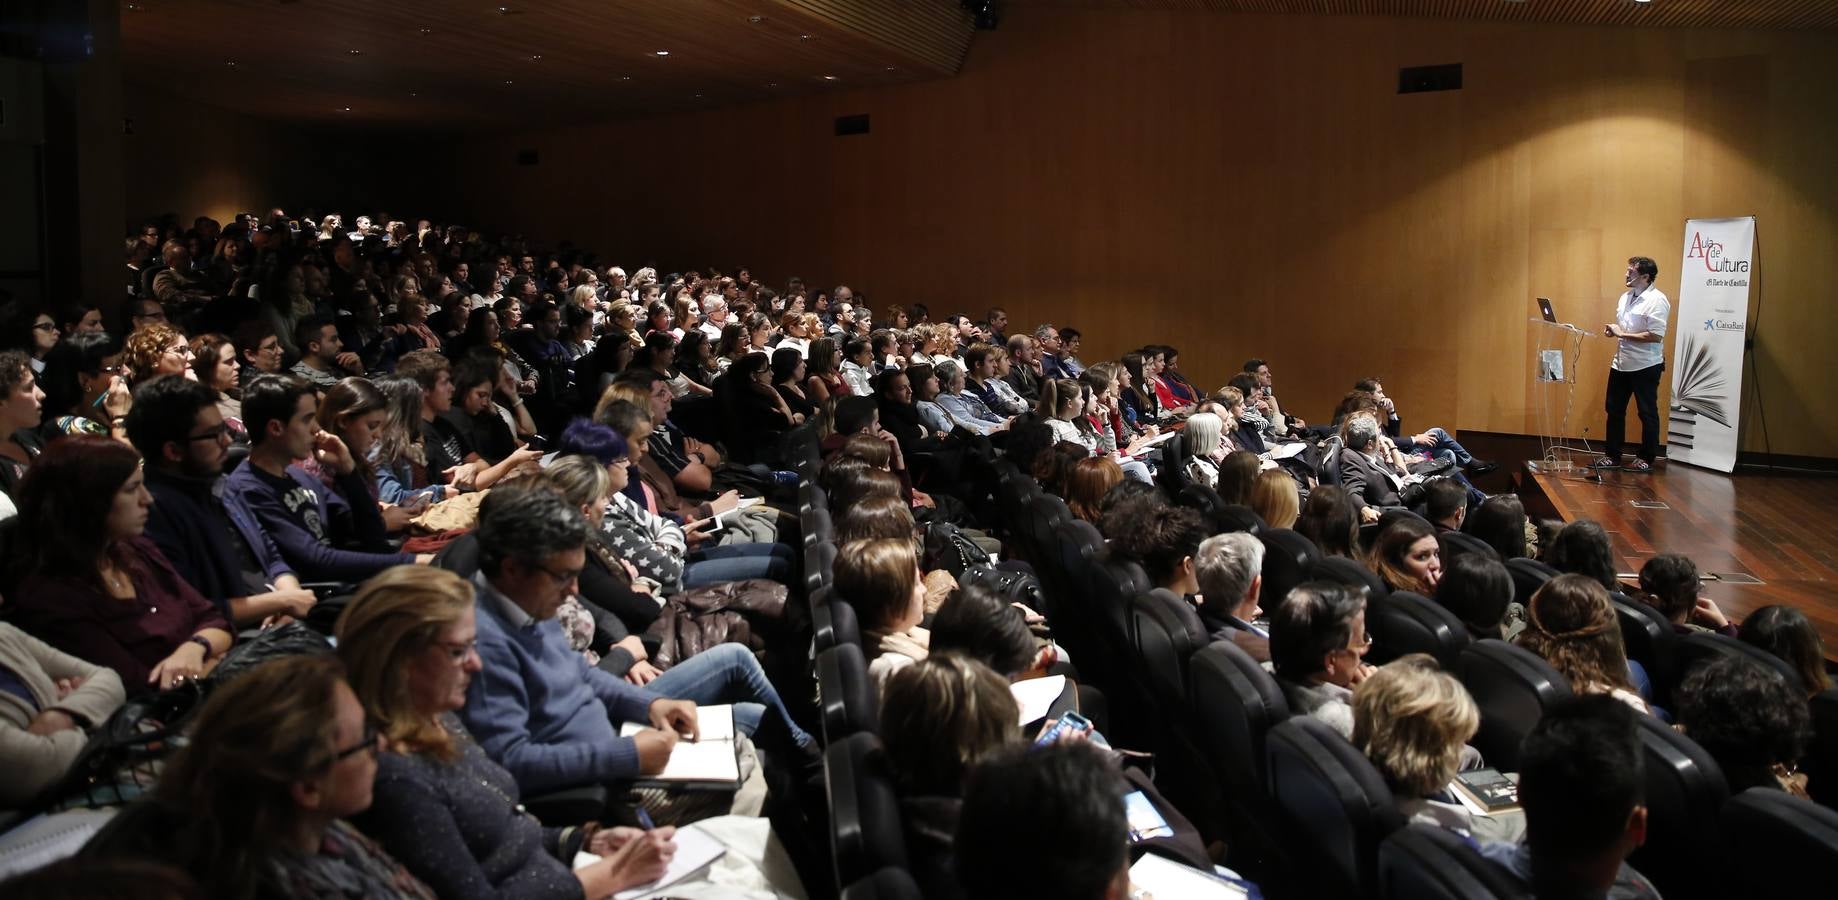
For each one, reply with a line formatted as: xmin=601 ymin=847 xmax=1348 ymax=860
xmin=618 ymin=704 xmax=741 ymax=790
xmin=1128 ymin=853 xmax=1251 ymax=899
xmin=573 ymin=824 xmax=726 ymax=900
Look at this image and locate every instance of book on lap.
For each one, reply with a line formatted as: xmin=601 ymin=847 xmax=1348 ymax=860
xmin=618 ymin=704 xmax=741 ymax=790
xmin=1449 ymin=767 xmax=1521 ymax=815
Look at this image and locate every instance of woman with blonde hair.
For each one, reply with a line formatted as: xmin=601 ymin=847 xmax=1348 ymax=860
xmin=1251 ymin=468 xmax=1300 ymax=529
xmin=1353 ymin=654 xmax=1525 ymax=843
xmin=337 ymin=566 xmax=678 ymax=899
xmin=1516 ymin=573 xmax=1649 ymax=713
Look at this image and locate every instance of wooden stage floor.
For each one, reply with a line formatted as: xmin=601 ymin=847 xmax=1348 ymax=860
xmin=1515 ymin=460 xmax=1838 ymax=661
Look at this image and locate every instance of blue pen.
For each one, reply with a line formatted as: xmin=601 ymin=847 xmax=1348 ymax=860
xmin=635 ymin=806 xmax=656 ymax=831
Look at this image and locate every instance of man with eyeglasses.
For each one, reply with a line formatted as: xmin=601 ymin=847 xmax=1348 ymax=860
xmin=225 ymin=375 xmax=431 ymax=585
xmin=456 ymin=483 xmax=814 ymax=806
xmin=1269 ymin=581 xmax=1375 ymax=740
xmin=126 ymin=375 xmax=322 ymax=628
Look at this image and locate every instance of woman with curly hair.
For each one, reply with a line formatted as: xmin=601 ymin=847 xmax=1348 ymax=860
xmin=1515 ymin=574 xmax=1649 ymax=714
xmin=123 ymin=322 xmax=193 ymax=388
xmin=1675 ymin=654 xmax=1813 ymax=796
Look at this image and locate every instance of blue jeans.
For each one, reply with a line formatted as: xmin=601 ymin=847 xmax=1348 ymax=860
xmin=645 ymin=642 xmax=814 ymax=749
xmin=682 ymin=542 xmax=795 ymax=588
xmin=1402 ymin=427 xmax=1474 ymax=466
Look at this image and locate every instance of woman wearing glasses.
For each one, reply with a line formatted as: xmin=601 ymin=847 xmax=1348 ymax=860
xmin=83 ymin=654 xmax=437 ymax=900
xmin=1268 ymin=581 xmax=1375 ymax=740
xmin=337 ymin=566 xmax=678 ymax=900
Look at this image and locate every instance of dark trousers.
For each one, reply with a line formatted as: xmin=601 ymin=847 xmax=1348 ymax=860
xmin=1605 ymin=362 xmax=1664 ymax=463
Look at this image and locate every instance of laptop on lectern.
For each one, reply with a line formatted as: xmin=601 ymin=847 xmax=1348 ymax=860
xmin=1537 ymin=297 xmax=1557 ymax=324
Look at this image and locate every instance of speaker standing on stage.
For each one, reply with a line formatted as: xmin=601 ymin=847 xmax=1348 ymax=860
xmin=1595 ymin=256 xmax=1670 ymax=473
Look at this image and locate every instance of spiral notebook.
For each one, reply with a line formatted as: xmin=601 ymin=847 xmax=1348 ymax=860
xmin=618 ymin=704 xmax=740 ymax=789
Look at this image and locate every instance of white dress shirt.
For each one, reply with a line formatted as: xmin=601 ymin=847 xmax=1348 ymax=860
xmin=1612 ymin=285 xmax=1670 ymax=371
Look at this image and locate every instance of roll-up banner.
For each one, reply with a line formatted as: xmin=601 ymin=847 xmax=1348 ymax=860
xmin=1667 ymin=216 xmax=1755 ymax=473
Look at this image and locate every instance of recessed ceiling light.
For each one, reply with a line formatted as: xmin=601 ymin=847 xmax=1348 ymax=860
xmin=530 ymin=54 xmax=542 ymax=60
xmin=766 ymin=82 xmax=778 ymax=88
xmin=504 ymin=79 xmax=514 ymax=85
xmin=410 ymin=92 xmax=419 ymax=97
xmin=341 ymin=107 xmax=351 ymax=112
xmin=226 ymin=61 xmax=238 ymax=68
xmin=749 ymin=15 xmax=763 ymax=24
xmin=124 ymin=2 xmax=142 ymax=10
xmin=885 ymin=66 xmax=895 ymax=71
xmin=654 ymin=50 xmax=670 ymax=56
xmin=800 ymin=34 xmax=812 ymax=41
xmin=822 ymin=75 xmax=838 ymax=81
xmin=419 ymin=27 xmax=434 ymax=35
xmin=348 ymin=49 xmax=363 ymax=56
xmin=620 ymin=75 xmax=632 ymax=81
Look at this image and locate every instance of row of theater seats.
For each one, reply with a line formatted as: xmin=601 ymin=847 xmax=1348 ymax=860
xmin=781 ymin=428 xmax=923 ymax=899
xmin=787 ymin=434 xmax=1838 ymax=899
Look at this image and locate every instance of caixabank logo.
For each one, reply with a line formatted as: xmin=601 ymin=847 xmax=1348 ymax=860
xmin=1703 ymin=318 xmax=1746 ymax=332
xmin=1686 ymin=231 xmax=1751 ymax=274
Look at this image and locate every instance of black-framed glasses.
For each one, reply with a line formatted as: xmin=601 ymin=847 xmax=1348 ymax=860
xmin=333 ymin=721 xmax=380 ymax=761
xmin=32 ymin=322 xmax=58 ymax=332
xmin=532 ymin=562 xmax=583 ymax=585
xmin=187 ymin=423 xmax=231 ymax=443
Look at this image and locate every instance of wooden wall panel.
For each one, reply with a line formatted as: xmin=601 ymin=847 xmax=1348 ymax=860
xmin=447 ymin=9 xmax=1838 ymax=457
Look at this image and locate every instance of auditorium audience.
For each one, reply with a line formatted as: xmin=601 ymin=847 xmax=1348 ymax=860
xmin=2 ymin=205 xmax=1808 ymax=899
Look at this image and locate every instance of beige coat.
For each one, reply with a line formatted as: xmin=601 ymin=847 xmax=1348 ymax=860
xmin=0 ymin=623 xmax=127 ymax=807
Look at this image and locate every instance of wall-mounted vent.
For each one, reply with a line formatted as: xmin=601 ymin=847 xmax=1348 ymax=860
xmin=1398 ymin=63 xmax=1462 ymax=94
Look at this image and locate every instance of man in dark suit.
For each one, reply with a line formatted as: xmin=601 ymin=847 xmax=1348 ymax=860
xmin=1339 ymin=413 xmax=1402 ymax=521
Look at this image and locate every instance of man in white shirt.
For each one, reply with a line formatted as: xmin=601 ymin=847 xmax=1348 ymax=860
xmin=699 ymin=296 xmax=727 ymax=341
xmin=1595 ymin=256 xmax=1670 ymax=473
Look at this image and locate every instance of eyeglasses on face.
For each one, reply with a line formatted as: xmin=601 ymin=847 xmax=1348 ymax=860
xmin=332 ymin=721 xmax=381 ymax=761
xmin=187 ymin=423 xmax=231 ymax=443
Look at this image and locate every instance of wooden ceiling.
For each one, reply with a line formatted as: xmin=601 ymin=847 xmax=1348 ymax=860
xmin=1011 ymin=0 xmax=1838 ymax=31
xmin=120 ymin=0 xmax=975 ymax=129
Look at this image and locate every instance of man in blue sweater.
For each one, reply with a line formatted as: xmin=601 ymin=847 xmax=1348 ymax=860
xmin=458 ymin=483 xmax=694 ymax=792
xmin=456 ymin=482 xmax=815 ymax=795
xmin=225 ymin=374 xmax=428 ymax=584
